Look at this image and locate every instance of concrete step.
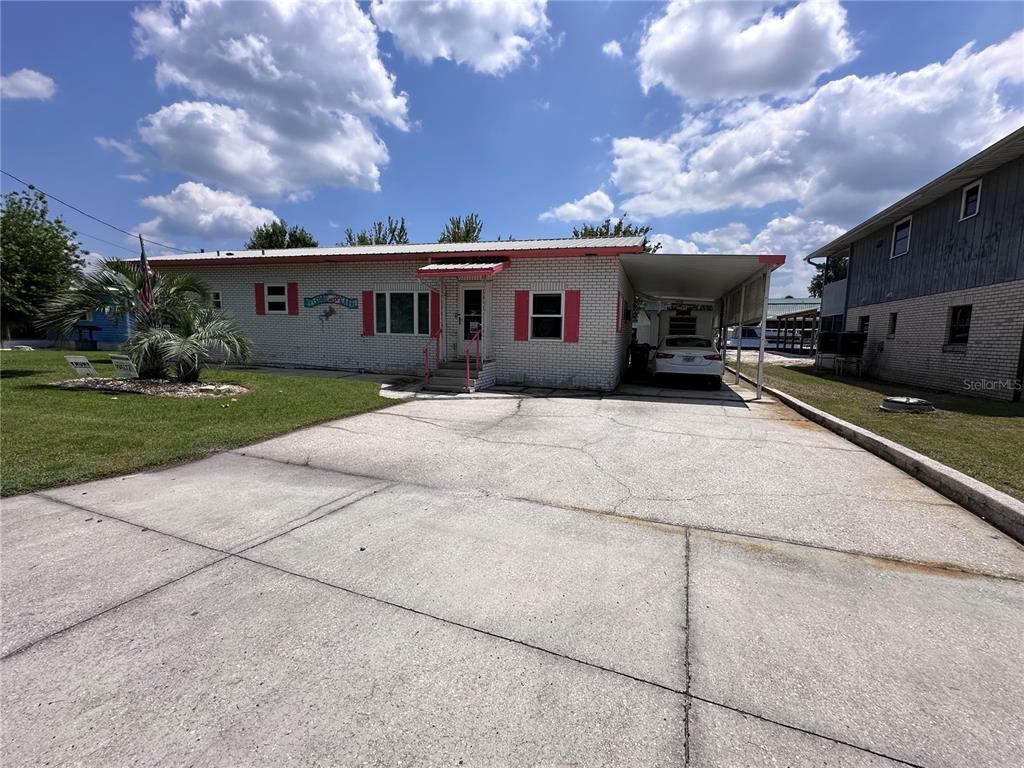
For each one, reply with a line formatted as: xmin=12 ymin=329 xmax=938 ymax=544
xmin=422 ymin=383 xmax=473 ymax=394
xmin=425 ymin=373 xmax=477 ymax=388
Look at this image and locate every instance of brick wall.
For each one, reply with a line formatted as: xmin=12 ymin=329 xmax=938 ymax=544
xmin=847 ymin=279 xmax=1024 ymax=401
xmin=162 ymin=254 xmax=633 ymax=391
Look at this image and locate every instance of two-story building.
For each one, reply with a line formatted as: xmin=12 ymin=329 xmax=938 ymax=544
xmin=806 ymin=127 xmax=1024 ymax=401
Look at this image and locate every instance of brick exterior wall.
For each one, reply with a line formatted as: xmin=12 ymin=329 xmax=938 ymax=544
xmin=846 ymin=279 xmax=1024 ymax=401
xmin=162 ymin=253 xmax=634 ymax=391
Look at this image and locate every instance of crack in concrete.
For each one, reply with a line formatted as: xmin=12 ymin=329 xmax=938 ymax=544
xmin=230 ymin=451 xmax=1024 ymax=583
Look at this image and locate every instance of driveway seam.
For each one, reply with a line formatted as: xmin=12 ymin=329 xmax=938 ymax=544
xmin=234 ymin=552 xmax=926 ymax=768
xmin=683 ymin=528 xmax=692 ymax=767
xmin=1 ymin=554 xmax=233 ymax=661
xmin=230 ymin=451 xmax=1024 ymax=583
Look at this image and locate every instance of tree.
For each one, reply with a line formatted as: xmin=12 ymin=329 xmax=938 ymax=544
xmin=245 ymin=220 xmax=319 ymax=250
xmin=0 ymin=190 xmax=84 ymax=338
xmin=808 ymin=253 xmax=848 ymax=298
xmin=438 ymin=213 xmax=483 ymax=243
xmin=124 ymin=306 xmax=252 ymax=383
xmin=571 ymin=217 xmax=660 ymax=253
xmin=38 ymin=259 xmax=211 ymax=378
xmin=341 ymin=216 xmax=409 ymax=246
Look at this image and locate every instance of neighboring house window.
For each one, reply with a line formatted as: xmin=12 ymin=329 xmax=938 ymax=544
xmin=891 ymin=217 xmax=911 ymax=258
xmin=374 ymin=291 xmax=430 ymax=335
xmin=858 ymin=315 xmax=870 ymax=334
xmin=531 ymin=292 xmax=563 ymax=339
xmin=211 ymin=291 xmax=222 ymax=310
xmin=265 ymin=284 xmax=288 ymax=314
xmin=668 ymin=314 xmax=697 ymax=335
xmin=948 ymin=305 xmax=972 ymax=345
xmin=82 ymin=311 xmax=94 ymax=322
xmin=887 ymin=312 xmax=897 ymax=338
xmin=960 ymin=181 xmax=981 ymax=220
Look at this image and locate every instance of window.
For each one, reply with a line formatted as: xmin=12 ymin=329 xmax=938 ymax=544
xmin=858 ymin=315 xmax=870 ymax=334
xmin=948 ymin=304 xmax=972 ymax=345
xmin=891 ymin=217 xmax=911 ymax=258
xmin=211 ymin=291 xmax=222 ymax=310
xmin=531 ymin=292 xmax=563 ymax=339
xmin=264 ymin=284 xmax=287 ymax=313
xmin=960 ymin=181 xmax=981 ymax=220
xmin=374 ymin=291 xmax=430 ymax=335
xmin=668 ymin=314 xmax=698 ymax=335
xmin=887 ymin=312 xmax=897 ymax=338
xmin=665 ymin=337 xmax=711 ymax=348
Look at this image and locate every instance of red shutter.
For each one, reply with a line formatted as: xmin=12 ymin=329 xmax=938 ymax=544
xmin=287 ymin=282 xmax=299 ymax=315
xmin=429 ymin=290 xmax=441 ymax=336
xmin=361 ymin=290 xmax=374 ymax=336
xmin=615 ymin=289 xmax=621 ymax=332
xmin=564 ymin=290 xmax=581 ymax=343
xmin=514 ymin=290 xmax=530 ymax=341
xmin=255 ymin=283 xmax=265 ymax=315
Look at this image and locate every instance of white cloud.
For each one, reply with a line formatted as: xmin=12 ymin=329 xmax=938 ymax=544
xmin=131 ymin=0 xmax=407 ymax=197
xmin=539 ymin=189 xmax=615 ymax=222
xmin=690 ymin=216 xmax=846 ymax=295
xmin=371 ymin=0 xmax=550 ymax=76
xmin=602 ymin=40 xmax=623 ymax=59
xmin=1 ymin=68 xmax=56 ymax=100
xmin=638 ymin=0 xmax=856 ymax=102
xmin=614 ymin=30 xmax=1024 ymax=226
xmin=118 ymin=173 xmax=148 ymax=183
xmin=96 ymin=137 xmax=143 ymax=163
xmin=649 ymin=233 xmax=698 ymax=253
xmin=137 ymin=182 xmax=276 ymax=242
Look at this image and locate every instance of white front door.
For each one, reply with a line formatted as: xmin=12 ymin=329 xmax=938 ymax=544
xmin=457 ymin=283 xmax=483 ymax=357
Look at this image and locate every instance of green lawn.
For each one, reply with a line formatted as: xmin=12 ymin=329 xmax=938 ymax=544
xmin=737 ymin=361 xmax=1024 ymax=502
xmin=1 ymin=350 xmax=391 ymax=496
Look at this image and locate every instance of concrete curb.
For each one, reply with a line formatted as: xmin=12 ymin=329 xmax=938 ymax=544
xmin=728 ymin=367 xmax=1024 ymax=544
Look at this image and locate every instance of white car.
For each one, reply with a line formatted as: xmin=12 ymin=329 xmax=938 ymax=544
xmin=652 ymin=336 xmax=724 ymax=387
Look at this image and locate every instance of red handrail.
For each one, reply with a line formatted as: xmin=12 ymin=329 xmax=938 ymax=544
xmin=465 ymin=329 xmax=482 ymax=389
xmin=423 ymin=329 xmax=442 ymax=385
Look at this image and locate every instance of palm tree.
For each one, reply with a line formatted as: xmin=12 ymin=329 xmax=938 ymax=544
xmin=123 ymin=306 xmax=252 ymax=383
xmin=39 ymin=258 xmax=213 ymax=378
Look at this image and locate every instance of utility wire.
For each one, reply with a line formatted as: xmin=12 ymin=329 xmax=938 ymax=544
xmin=76 ymin=230 xmax=139 ymax=255
xmin=1 ymin=168 xmax=192 ymax=254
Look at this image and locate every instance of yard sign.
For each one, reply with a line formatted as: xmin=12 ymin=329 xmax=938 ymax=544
xmin=109 ymin=354 xmax=139 ymax=379
xmin=64 ymin=356 xmax=99 ymax=378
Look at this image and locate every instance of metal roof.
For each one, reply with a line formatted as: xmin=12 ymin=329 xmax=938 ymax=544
xmin=621 ymin=252 xmax=785 ymax=302
xmin=767 ymin=297 xmax=820 ymax=318
xmin=806 ymin=126 xmax=1024 ymax=263
xmin=147 ymin=236 xmax=645 ymax=264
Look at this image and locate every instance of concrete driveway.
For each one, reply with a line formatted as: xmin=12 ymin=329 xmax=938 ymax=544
xmin=3 ymin=382 xmax=1022 ymax=767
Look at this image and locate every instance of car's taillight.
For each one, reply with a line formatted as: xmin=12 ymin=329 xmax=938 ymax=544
xmin=704 ymin=354 xmax=722 ymax=360
xmin=655 ymin=352 xmax=674 ymax=359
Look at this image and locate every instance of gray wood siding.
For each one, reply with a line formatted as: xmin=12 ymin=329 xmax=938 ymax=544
xmin=847 ymin=156 xmax=1023 ymax=308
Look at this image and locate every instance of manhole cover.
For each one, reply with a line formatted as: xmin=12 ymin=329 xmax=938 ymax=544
xmin=880 ymin=396 xmax=935 ymax=413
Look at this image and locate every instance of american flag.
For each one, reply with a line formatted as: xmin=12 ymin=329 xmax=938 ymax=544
xmin=138 ymin=234 xmax=153 ymax=311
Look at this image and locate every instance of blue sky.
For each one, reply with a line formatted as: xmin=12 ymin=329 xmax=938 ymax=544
xmin=2 ymin=1 xmax=1022 ymax=295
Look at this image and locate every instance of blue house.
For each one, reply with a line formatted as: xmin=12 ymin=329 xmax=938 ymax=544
xmin=48 ymin=310 xmax=133 ymax=351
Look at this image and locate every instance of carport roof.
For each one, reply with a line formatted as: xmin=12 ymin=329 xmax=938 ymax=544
xmin=621 ymin=252 xmax=785 ymax=301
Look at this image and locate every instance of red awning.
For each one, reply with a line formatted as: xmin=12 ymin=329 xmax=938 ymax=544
xmin=416 ymin=261 xmax=508 ymax=278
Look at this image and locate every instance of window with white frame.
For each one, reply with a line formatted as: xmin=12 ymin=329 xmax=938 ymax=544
xmin=891 ymin=217 xmax=911 ymax=258
xmin=668 ymin=314 xmax=697 ymax=335
xmin=374 ymin=291 xmax=430 ymax=335
xmin=211 ymin=291 xmax=222 ymax=310
xmin=960 ymin=181 xmax=981 ymax=220
xmin=947 ymin=304 xmax=972 ymax=345
xmin=265 ymin=284 xmax=287 ymax=313
xmin=531 ymin=292 xmax=563 ymax=339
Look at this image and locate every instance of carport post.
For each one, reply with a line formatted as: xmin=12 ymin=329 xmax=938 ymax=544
xmin=734 ymin=283 xmax=745 ymax=384
xmin=756 ymin=266 xmax=772 ymax=399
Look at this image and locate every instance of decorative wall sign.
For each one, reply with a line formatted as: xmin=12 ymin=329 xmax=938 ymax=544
xmin=109 ymin=354 xmax=139 ymax=379
xmin=65 ymin=356 xmax=99 ymax=377
xmin=303 ymin=291 xmax=358 ymax=323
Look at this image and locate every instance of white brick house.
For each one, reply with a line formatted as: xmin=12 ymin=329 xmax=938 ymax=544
xmin=151 ymin=237 xmax=644 ymax=391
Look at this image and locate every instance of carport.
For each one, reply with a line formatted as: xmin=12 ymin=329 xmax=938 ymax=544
xmin=621 ymin=252 xmax=786 ymax=398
